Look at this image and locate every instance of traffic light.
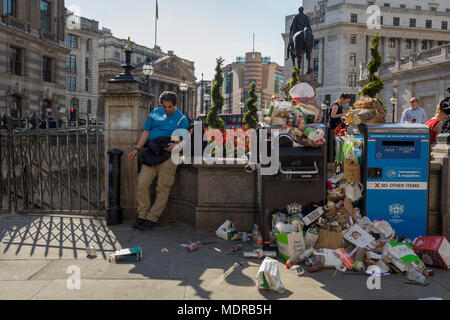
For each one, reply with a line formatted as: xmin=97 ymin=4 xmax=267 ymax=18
xmin=70 ymin=108 xmax=76 ymax=122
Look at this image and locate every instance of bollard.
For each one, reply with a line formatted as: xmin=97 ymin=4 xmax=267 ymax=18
xmin=107 ymin=149 xmax=124 ymax=225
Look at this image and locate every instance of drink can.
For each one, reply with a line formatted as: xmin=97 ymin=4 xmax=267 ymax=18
xmin=305 ymin=257 xmax=315 ymax=267
xmin=264 ymin=251 xmax=277 ymax=258
xmin=422 ymin=268 xmax=434 ymax=277
xmin=244 ymin=252 xmax=259 ymax=259
xmin=352 ymin=260 xmax=365 ymax=272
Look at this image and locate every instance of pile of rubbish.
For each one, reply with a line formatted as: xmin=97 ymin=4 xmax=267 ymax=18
xmin=264 ymin=83 xmax=326 ymax=149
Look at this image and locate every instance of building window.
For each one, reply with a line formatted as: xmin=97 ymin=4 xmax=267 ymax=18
xmin=274 ymin=73 xmax=284 ymax=94
xmin=447 ymin=9 xmax=450 ymax=13
xmin=40 ymin=0 xmax=51 ymax=32
xmin=393 ymin=17 xmax=400 ymax=26
xmin=65 ymin=34 xmax=78 ymax=48
xmin=410 ymin=18 xmax=416 ymax=27
xmin=426 ymin=20 xmax=432 ymax=29
xmin=442 ymin=21 xmax=448 ymax=30
xmin=350 ymin=34 xmax=357 ymax=44
xmin=380 ymin=16 xmax=384 ymax=25
xmin=314 ymin=41 xmax=319 ymax=50
xmin=320 ymin=4 xmax=327 ymax=10
xmin=87 ymin=100 xmax=92 ymax=114
xmin=43 ymin=56 xmax=52 ymax=82
xmin=115 ymin=51 xmax=120 ymax=59
xmin=349 ymin=53 xmax=356 ymax=66
xmin=384 ymin=3 xmax=390 ymax=7
xmin=86 ymin=39 xmax=91 ymax=52
xmin=10 ymin=95 xmax=22 ymax=118
xmin=400 ymin=4 xmax=406 ymax=9
xmin=3 ymin=0 xmax=17 ymax=16
xmin=85 ymin=78 xmax=89 ymax=92
xmin=348 ymin=73 xmax=357 ymax=87
xmin=9 ymin=47 xmax=22 ymax=76
xmin=351 ymin=14 xmax=358 ymax=23
xmin=421 ymin=41 xmax=428 ymax=50
xmin=66 ymin=76 xmax=76 ymax=92
xmin=389 ymin=39 xmax=396 ymax=48
xmin=405 ymin=39 xmax=412 ymax=49
xmin=85 ymin=58 xmax=89 ymax=74
xmin=66 ymin=55 xmax=76 ymax=73
xmin=416 ymin=6 xmax=421 ymax=11
xmin=431 ymin=7 xmax=437 ymax=12
xmin=225 ymin=72 xmax=233 ymax=94
xmin=313 ymin=58 xmax=319 ymax=71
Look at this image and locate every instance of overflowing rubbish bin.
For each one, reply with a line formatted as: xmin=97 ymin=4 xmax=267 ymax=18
xmin=258 ymin=124 xmax=328 ymax=242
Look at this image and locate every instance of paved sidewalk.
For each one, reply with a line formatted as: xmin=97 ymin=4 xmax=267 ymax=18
xmin=0 ymin=213 xmax=449 ymax=300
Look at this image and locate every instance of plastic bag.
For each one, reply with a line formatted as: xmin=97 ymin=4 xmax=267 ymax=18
xmin=215 ymin=220 xmax=235 ymax=240
xmin=382 ymin=242 xmax=424 ymax=272
xmin=257 ymin=258 xmax=285 ymax=293
xmin=341 ymin=182 xmax=364 ymax=204
xmin=366 ymin=220 xmax=395 ymax=240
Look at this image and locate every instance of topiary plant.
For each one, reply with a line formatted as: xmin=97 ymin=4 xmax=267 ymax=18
xmin=207 ymin=57 xmax=225 ymax=130
xmin=360 ymin=33 xmax=384 ymax=98
xmin=244 ymin=82 xmax=258 ymax=129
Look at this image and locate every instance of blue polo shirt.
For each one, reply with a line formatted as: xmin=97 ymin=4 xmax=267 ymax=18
xmin=144 ymin=107 xmax=189 ymax=141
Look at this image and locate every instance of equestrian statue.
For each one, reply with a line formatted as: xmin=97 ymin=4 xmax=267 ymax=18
xmin=286 ymin=6 xmax=315 ymax=74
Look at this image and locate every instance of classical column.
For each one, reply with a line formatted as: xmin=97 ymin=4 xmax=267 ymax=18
xmin=319 ymin=37 xmax=325 ymax=85
xmin=396 ymin=38 xmax=401 ymax=59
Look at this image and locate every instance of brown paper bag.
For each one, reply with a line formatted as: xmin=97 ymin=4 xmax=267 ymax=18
xmin=314 ymin=226 xmax=343 ymax=250
xmin=343 ymin=197 xmax=357 ymax=222
xmin=343 ymin=159 xmax=361 ymax=182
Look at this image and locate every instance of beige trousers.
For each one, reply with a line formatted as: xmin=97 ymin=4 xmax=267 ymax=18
xmin=136 ymin=159 xmax=178 ymax=223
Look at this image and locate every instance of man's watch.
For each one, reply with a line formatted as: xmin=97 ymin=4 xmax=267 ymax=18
xmin=134 ymin=147 xmax=141 ymax=152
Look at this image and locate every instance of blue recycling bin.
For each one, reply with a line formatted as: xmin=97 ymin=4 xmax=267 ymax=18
xmin=357 ymin=124 xmax=430 ymax=239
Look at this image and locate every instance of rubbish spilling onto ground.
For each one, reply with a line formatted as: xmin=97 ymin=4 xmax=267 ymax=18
xmin=257 ymin=257 xmax=285 ymax=293
xmin=109 ymin=246 xmax=142 ymax=263
xmin=86 ymin=244 xmax=97 ymax=257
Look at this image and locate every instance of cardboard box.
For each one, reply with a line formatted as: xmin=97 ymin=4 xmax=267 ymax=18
xmin=109 ymin=246 xmax=142 ymax=263
xmin=413 ymin=236 xmax=450 ymax=270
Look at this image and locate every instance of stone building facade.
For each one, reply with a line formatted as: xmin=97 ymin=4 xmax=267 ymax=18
xmin=378 ymin=43 xmax=450 ymax=122
xmin=0 ymin=0 xmax=68 ymax=118
xmin=98 ymin=29 xmax=196 ymax=120
xmin=283 ymin=0 xmax=450 ymax=107
xmin=65 ymin=13 xmax=102 ymax=120
xmin=221 ymin=52 xmax=285 ymax=115
xmin=194 ymin=79 xmax=212 ymax=118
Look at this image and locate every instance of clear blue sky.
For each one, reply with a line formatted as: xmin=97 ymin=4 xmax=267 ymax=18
xmin=65 ymin=0 xmax=303 ymax=80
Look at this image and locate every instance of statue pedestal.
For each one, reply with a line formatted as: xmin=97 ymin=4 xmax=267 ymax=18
xmin=282 ymin=72 xmax=322 ymax=96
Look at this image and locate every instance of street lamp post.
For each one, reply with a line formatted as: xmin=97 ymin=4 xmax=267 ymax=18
xmin=390 ymin=95 xmax=398 ymax=123
xmin=204 ymin=94 xmax=211 ymax=115
xmin=179 ymin=80 xmax=188 ymax=115
xmin=143 ymin=58 xmax=153 ymax=88
xmin=240 ymin=102 xmax=245 ymax=128
xmin=321 ymin=103 xmax=328 ymax=126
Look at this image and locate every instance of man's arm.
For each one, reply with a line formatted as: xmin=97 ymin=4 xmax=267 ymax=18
xmin=128 ymin=130 xmax=150 ymax=161
xmin=400 ymin=109 xmax=409 ymax=123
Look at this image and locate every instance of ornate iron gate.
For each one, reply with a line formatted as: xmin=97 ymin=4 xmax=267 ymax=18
xmin=0 ymin=110 xmax=105 ymax=216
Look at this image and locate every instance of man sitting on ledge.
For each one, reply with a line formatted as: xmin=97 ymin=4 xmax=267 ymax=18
xmin=127 ymin=91 xmax=189 ymax=231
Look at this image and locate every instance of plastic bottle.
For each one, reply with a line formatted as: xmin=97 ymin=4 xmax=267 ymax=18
xmin=186 ymin=243 xmax=199 ymax=252
xmin=407 ymin=268 xmax=426 ymax=284
xmin=253 ymin=224 xmax=259 ymax=241
xmin=256 ymin=232 xmax=263 ymax=249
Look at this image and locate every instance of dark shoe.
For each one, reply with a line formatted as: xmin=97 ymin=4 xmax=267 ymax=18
xmin=133 ymin=218 xmax=145 ymax=229
xmin=138 ymin=219 xmax=157 ymax=231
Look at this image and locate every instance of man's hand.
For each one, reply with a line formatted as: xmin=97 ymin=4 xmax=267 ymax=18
xmin=128 ymin=149 xmax=139 ymax=161
xmin=163 ymin=143 xmax=176 ymax=153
